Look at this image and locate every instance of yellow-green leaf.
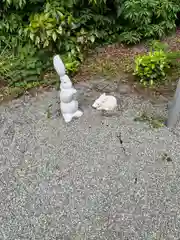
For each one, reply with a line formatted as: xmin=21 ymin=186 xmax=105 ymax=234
xmin=52 ymin=32 xmax=57 ymax=41
xmin=35 ymin=36 xmax=40 ymax=45
xmin=43 ymin=40 xmax=49 ymax=48
xmin=30 ymin=32 xmax=34 ymax=41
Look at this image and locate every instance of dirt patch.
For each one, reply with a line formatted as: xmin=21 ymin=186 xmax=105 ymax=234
xmin=0 ymin=72 xmax=58 ymax=104
xmin=74 ymin=43 xmax=141 ymax=82
xmin=74 ymin=32 xmax=180 ymax=102
xmin=0 ymin=79 xmax=7 ymax=88
xmin=163 ymin=28 xmax=180 ymax=51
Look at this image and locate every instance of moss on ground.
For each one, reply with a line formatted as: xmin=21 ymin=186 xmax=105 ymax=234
xmin=0 ymin=73 xmax=58 ymax=103
xmin=134 ymin=112 xmax=166 ymax=128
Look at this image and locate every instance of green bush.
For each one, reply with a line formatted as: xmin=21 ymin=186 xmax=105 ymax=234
xmin=25 ymin=2 xmax=97 ymax=73
xmin=134 ymin=41 xmax=180 ymax=86
xmin=134 ymin=50 xmax=170 ymax=86
xmin=119 ymin=0 xmax=179 ymax=43
xmin=2 ymin=0 xmax=179 ymax=50
xmin=0 ymin=44 xmax=51 ymax=86
xmin=0 ymin=0 xmax=180 ymax=88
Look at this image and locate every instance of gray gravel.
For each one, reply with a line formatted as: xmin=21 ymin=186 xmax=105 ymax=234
xmin=0 ymin=80 xmax=180 ymax=240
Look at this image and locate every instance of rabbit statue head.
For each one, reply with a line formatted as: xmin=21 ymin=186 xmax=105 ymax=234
xmin=60 ymin=75 xmax=72 ymax=89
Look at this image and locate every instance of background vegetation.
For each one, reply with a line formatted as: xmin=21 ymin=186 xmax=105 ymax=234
xmin=1 ymin=0 xmax=180 ymax=91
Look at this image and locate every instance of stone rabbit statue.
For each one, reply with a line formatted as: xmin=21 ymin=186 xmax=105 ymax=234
xmin=53 ymin=55 xmax=83 ymax=123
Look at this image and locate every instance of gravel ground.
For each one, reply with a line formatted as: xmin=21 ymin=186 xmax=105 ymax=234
xmin=0 ymin=80 xmax=180 ymax=240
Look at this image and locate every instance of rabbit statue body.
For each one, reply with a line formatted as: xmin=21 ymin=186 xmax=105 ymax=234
xmin=53 ymin=55 xmax=83 ymax=123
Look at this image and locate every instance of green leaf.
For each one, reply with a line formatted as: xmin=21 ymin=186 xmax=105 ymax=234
xmin=57 ymin=26 xmax=63 ymax=35
xmin=30 ymin=32 xmax=34 ymax=41
xmin=89 ymin=35 xmax=95 ymax=43
xmin=68 ymin=15 xmax=72 ymax=24
xmin=47 ymin=30 xmax=53 ymax=36
xmin=43 ymin=40 xmax=49 ymax=48
xmin=35 ymin=36 xmax=40 ymax=45
xmin=52 ymin=32 xmax=57 ymax=41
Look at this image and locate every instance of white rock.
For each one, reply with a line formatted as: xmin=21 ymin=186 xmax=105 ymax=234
xmin=92 ymin=93 xmax=117 ymax=111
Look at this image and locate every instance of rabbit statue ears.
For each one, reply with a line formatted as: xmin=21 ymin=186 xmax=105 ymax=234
xmin=53 ymin=55 xmax=66 ymax=77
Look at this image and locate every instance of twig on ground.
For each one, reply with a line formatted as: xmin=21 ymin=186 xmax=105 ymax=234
xmin=116 ymin=132 xmax=127 ymax=155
